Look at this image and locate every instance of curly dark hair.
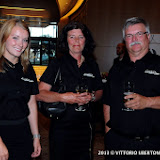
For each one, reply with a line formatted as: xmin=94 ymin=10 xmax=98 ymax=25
xmin=57 ymin=21 xmax=96 ymax=59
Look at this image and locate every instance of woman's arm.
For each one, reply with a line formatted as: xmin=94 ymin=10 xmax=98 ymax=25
xmin=36 ymin=81 xmax=61 ymax=103
xmin=36 ymin=81 xmax=86 ymax=105
xmin=28 ymin=95 xmax=41 ymax=158
xmin=0 ymin=137 xmax=9 ymax=159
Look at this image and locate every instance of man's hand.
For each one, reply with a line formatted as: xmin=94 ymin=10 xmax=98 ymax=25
xmin=124 ymin=93 xmax=150 ymax=110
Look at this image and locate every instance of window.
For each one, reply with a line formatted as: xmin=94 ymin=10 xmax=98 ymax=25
xmin=29 ymin=24 xmax=57 ymax=38
xmin=29 ymin=23 xmax=58 ymax=65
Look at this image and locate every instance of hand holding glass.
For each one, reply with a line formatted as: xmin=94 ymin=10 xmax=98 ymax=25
xmin=122 ymin=81 xmax=135 ymax=111
xmin=75 ymin=84 xmax=88 ymax=111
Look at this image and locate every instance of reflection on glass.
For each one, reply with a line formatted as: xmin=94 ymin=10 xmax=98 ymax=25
xmin=35 ymin=51 xmax=40 ymax=64
xmin=29 ymin=48 xmax=35 ymax=64
xmin=29 ymin=25 xmax=57 ymax=38
xmin=42 ymin=41 xmax=49 ymax=65
xmin=30 ymin=39 xmax=41 ymax=65
xmin=29 ymin=39 xmax=56 ymax=65
xmin=50 ymin=41 xmax=56 ymax=59
xmin=42 ymin=53 xmax=49 ymax=65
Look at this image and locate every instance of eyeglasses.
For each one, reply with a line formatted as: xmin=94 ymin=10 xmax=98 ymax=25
xmin=125 ymin=32 xmax=148 ymax=40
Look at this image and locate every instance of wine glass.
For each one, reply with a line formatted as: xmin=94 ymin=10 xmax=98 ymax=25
xmin=122 ymin=81 xmax=135 ymax=111
xmin=75 ymin=84 xmax=88 ymax=111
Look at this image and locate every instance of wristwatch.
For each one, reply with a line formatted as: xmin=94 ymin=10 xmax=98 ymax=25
xmin=91 ymin=92 xmax=96 ymax=102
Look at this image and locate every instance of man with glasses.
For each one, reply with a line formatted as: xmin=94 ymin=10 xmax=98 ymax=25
xmin=103 ymin=17 xmax=160 ymax=160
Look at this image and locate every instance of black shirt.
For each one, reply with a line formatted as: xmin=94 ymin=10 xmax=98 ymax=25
xmin=103 ymin=51 xmax=160 ymax=136
xmin=113 ymin=57 xmax=123 ymax=65
xmin=0 ymin=60 xmax=38 ymax=120
xmin=40 ymin=54 xmax=103 ymax=123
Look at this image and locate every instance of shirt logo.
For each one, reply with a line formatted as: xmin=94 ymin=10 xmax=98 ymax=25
xmin=21 ymin=77 xmax=34 ymax=82
xmin=144 ymin=69 xmax=160 ymax=76
xmin=83 ymin=73 xmax=95 ymax=78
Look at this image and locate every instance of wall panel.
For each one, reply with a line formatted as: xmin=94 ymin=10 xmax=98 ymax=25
xmin=86 ymin=0 xmax=160 ymax=72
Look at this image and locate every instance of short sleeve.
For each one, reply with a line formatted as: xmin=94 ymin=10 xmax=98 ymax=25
xmin=40 ymin=59 xmax=59 ymax=86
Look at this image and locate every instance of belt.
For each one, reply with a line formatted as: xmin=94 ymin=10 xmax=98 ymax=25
xmin=0 ymin=117 xmax=27 ymax=125
xmin=112 ymin=129 xmax=151 ymax=142
xmin=133 ymin=136 xmax=150 ymax=142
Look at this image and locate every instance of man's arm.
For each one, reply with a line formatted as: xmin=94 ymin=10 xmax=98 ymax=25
xmin=148 ymin=96 xmax=160 ymax=109
xmin=103 ymin=104 xmax=111 ymax=133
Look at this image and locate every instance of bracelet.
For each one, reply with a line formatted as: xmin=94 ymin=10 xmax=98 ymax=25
xmin=33 ymin=134 xmax=40 ymax=139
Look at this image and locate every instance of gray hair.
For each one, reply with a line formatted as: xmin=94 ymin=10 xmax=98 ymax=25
xmin=122 ymin=17 xmax=150 ymax=39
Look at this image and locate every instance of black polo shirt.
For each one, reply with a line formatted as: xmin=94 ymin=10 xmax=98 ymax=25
xmin=40 ymin=54 xmax=103 ymax=123
xmin=0 ymin=60 xmax=39 ymax=120
xmin=103 ymin=51 xmax=160 ymax=137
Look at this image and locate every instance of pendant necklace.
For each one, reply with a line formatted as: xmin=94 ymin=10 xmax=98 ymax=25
xmin=77 ymin=55 xmax=85 ymax=67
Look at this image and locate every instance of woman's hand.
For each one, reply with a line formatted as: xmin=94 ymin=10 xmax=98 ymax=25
xmin=61 ymin=92 xmax=92 ymax=105
xmin=77 ymin=92 xmax=92 ymax=105
xmin=0 ymin=138 xmax=9 ymax=160
xmin=31 ymin=138 xmax=41 ymax=158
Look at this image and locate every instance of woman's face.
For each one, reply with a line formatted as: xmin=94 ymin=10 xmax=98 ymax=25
xmin=4 ymin=25 xmax=29 ymax=64
xmin=67 ymin=29 xmax=86 ymax=56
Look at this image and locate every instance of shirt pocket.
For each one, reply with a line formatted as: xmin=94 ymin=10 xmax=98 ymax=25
xmin=144 ymin=73 xmax=160 ymax=96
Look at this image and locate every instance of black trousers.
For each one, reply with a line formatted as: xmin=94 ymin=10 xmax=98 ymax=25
xmin=49 ymin=120 xmax=92 ymax=160
xmin=0 ymin=119 xmax=33 ymax=160
xmin=104 ymin=129 xmax=160 ymax=160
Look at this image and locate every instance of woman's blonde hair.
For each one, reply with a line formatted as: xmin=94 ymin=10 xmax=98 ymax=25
xmin=0 ymin=18 xmax=30 ymax=73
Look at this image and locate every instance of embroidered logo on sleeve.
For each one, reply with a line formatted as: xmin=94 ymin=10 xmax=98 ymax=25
xmin=21 ymin=77 xmax=34 ymax=82
xmin=83 ymin=73 xmax=95 ymax=78
xmin=144 ymin=69 xmax=160 ymax=75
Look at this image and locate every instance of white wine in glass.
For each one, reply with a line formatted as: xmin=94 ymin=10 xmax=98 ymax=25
xmin=122 ymin=81 xmax=135 ymax=111
xmin=75 ymin=84 xmax=88 ymax=111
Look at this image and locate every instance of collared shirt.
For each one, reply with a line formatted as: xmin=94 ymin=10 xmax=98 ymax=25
xmin=103 ymin=51 xmax=160 ymax=136
xmin=0 ymin=60 xmax=38 ymax=120
xmin=40 ymin=54 xmax=103 ymax=122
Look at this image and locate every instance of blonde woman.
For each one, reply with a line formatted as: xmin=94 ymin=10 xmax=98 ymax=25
xmin=0 ymin=19 xmax=41 ymax=160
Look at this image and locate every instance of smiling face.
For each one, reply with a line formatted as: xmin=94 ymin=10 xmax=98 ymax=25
xmin=67 ymin=29 xmax=86 ymax=56
xmin=125 ymin=23 xmax=150 ymax=62
xmin=4 ymin=25 xmax=29 ymax=64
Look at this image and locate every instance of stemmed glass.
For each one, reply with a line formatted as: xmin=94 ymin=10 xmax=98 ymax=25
xmin=122 ymin=81 xmax=135 ymax=111
xmin=75 ymin=83 xmax=88 ymax=111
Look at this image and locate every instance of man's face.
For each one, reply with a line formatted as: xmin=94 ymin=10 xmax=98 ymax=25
xmin=116 ymin=43 xmax=125 ymax=56
xmin=125 ymin=23 xmax=150 ymax=61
